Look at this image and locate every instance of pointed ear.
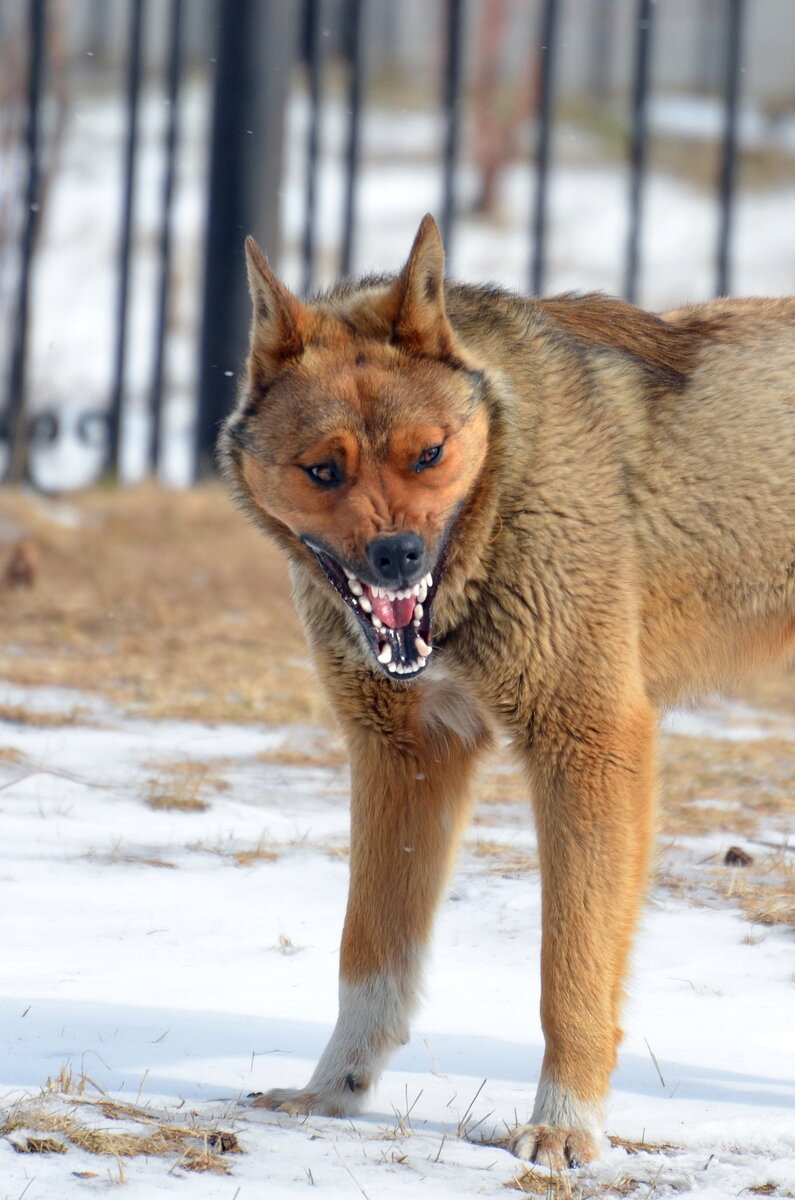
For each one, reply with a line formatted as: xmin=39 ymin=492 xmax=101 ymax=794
xmin=245 ymin=236 xmax=305 ymax=387
xmin=392 ymin=214 xmax=457 ymax=358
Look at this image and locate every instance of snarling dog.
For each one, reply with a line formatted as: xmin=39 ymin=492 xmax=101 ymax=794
xmin=219 ymin=215 xmax=795 ymax=1167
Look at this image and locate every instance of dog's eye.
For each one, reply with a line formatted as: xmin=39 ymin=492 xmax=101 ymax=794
xmin=304 ymin=462 xmax=344 ymax=488
xmin=415 ymin=444 xmax=443 ymax=472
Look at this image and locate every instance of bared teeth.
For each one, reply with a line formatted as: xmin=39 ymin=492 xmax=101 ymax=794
xmin=377 ymin=642 xmax=392 ymax=663
xmin=417 ymin=580 xmax=428 ymax=603
xmin=414 ymin=635 xmax=432 ymax=657
xmin=348 ymin=578 xmax=363 ymax=596
xmin=359 ymin=594 xmax=372 ymax=613
xmin=371 ymin=615 xmax=383 ymax=630
xmin=414 ymin=602 xmax=423 ymax=621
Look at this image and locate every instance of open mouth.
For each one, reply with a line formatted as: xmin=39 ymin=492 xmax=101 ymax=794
xmin=305 ymin=544 xmax=439 ymax=679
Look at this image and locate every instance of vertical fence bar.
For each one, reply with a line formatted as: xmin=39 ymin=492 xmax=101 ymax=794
xmin=340 ymin=0 xmax=363 ymax=277
xmin=716 ymin=0 xmax=744 ymax=296
xmin=529 ymin=0 xmax=558 ymax=296
xmin=5 ymin=0 xmax=47 ymax=485
xmin=148 ymin=0 xmax=183 ymax=476
xmin=587 ymin=0 xmax=613 ymax=102
xmin=624 ymin=0 xmax=654 ymax=304
xmin=195 ymin=0 xmax=297 ymax=477
xmin=301 ymin=0 xmax=323 ymax=296
xmin=107 ymin=0 xmax=146 ymax=478
xmin=440 ymin=0 xmax=464 ymax=267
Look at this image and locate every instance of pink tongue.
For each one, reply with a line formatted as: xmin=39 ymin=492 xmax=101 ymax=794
xmin=366 ymin=587 xmax=416 ymax=629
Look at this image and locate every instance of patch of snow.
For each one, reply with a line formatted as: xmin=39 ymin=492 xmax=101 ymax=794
xmin=0 ymin=684 xmax=793 ymax=1196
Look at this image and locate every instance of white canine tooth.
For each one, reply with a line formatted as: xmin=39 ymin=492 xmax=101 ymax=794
xmin=371 ymin=615 xmax=383 ymax=630
xmin=414 ymin=602 xmax=423 ymax=621
xmin=348 ymin=578 xmax=363 ymax=596
xmin=344 ymin=567 xmax=356 ymax=579
xmin=425 ymin=572 xmax=433 ymax=588
xmin=388 ymin=662 xmax=397 ymax=673
xmin=377 ymin=642 xmax=392 ymax=664
xmin=359 ymin=594 xmax=372 ymax=613
xmin=414 ymin=635 xmax=432 ymax=657
xmin=418 ymin=656 xmax=427 ymax=668
xmin=412 ymin=618 xmax=420 ymax=628
xmin=417 ymin=580 xmax=428 ymax=603
xmin=386 ymin=589 xmax=397 ymax=602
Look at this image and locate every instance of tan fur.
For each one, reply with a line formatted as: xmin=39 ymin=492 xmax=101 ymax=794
xmin=219 ymin=215 xmax=795 ymax=1168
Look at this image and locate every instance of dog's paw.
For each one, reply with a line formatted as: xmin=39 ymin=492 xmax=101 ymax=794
xmin=506 ymin=1123 xmax=599 ymax=1169
xmin=248 ymin=1083 xmax=362 ymax=1118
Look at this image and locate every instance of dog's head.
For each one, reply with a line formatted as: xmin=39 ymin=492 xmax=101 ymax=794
xmin=220 ymin=215 xmax=490 ymax=681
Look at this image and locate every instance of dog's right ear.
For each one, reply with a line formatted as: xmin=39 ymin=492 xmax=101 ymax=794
xmin=245 ymin=236 xmax=306 ymax=388
xmin=389 ymin=215 xmax=458 ymax=359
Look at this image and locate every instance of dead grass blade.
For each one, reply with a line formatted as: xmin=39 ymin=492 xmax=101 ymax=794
xmin=143 ymin=761 xmax=230 ymax=812
xmin=0 ymin=1077 xmax=243 ymax=1178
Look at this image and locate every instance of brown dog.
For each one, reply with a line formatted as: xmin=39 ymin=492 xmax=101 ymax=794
xmin=219 ymin=215 xmax=795 ymax=1168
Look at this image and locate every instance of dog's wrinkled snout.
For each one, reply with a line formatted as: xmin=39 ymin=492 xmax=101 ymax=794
xmin=366 ymin=532 xmax=424 ymax=586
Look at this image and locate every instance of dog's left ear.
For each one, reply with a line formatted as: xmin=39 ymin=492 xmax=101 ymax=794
xmin=391 ymin=214 xmax=458 ymax=358
xmin=245 ymin=236 xmax=307 ymax=389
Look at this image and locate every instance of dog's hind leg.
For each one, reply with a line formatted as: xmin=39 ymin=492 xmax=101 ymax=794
xmin=252 ymin=682 xmax=490 ymax=1117
xmin=508 ymin=691 xmax=656 ymax=1168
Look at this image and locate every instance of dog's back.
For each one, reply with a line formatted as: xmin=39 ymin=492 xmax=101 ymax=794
xmin=438 ymin=285 xmax=795 ymax=707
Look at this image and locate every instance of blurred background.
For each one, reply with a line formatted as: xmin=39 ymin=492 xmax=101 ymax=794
xmin=1 ymin=0 xmax=794 ymax=494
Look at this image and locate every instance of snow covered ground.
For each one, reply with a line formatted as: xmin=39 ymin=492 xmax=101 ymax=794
xmin=0 ymin=682 xmax=793 ymax=1198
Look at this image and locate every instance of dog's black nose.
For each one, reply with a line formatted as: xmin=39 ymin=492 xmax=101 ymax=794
xmin=366 ymin=532 xmax=424 ymax=585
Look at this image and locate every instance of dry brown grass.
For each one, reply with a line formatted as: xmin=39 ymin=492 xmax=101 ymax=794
xmin=657 ymin=730 xmax=794 ymax=927
xmin=187 ymin=832 xmax=282 ymax=867
xmin=659 ymin=732 xmax=795 ymax=837
xmin=0 ymin=485 xmax=322 ymax=726
xmin=710 ymin=850 xmax=795 ymax=927
xmin=256 ymin=741 xmax=348 ymax=768
xmin=233 ymin=838 xmax=282 ymax=868
xmin=505 ymin=1165 xmax=645 ymax=1197
xmin=1 ymin=1068 xmax=241 ymax=1176
xmin=144 ymin=760 xmax=230 ymax=812
xmin=85 ymin=845 xmax=176 ymax=870
xmin=0 ymin=702 xmax=89 ymax=727
xmin=607 ymin=1135 xmax=678 ymax=1156
xmin=470 ymin=839 xmax=538 ymax=876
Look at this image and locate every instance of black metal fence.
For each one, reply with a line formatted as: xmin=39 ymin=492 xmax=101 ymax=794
xmin=1 ymin=0 xmax=781 ymax=493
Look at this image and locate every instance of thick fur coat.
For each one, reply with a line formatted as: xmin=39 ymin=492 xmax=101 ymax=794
xmin=219 ymin=215 xmax=795 ymax=1167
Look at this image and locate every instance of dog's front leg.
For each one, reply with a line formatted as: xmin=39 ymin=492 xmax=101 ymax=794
xmin=253 ymin=705 xmax=485 ymax=1117
xmin=508 ymin=697 xmax=656 ymax=1168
